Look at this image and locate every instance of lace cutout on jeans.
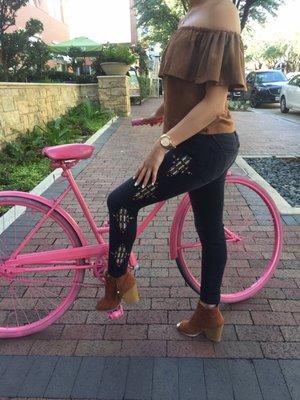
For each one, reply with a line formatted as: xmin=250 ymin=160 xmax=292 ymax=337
xmin=133 ymin=182 xmax=158 ymax=201
xmin=111 ymin=243 xmax=130 ymax=268
xmin=167 ymin=154 xmax=192 ymax=177
xmin=112 ymin=206 xmax=134 ymax=233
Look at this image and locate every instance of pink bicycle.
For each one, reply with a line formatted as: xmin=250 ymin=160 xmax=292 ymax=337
xmin=0 ymin=117 xmax=283 ymax=338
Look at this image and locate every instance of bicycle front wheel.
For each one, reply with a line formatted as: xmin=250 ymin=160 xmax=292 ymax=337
xmin=0 ymin=195 xmax=85 ymax=338
xmin=175 ymin=176 xmax=283 ymax=303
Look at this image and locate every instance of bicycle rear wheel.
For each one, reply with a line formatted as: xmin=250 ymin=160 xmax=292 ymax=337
xmin=175 ymin=176 xmax=283 ymax=303
xmin=0 ymin=195 xmax=84 ymax=338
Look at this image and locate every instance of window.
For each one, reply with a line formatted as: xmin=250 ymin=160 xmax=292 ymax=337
xmin=255 ymin=71 xmax=288 ymax=84
xmin=47 ymin=0 xmax=63 ymax=22
xmin=289 ymin=75 xmax=300 ymax=87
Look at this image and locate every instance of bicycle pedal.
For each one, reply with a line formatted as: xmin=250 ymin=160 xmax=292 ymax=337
xmin=107 ymin=304 xmax=124 ymax=320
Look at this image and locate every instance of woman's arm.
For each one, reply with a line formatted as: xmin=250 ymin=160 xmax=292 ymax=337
xmin=158 ymin=83 xmax=228 ymax=147
xmin=133 ymin=85 xmax=228 ymax=187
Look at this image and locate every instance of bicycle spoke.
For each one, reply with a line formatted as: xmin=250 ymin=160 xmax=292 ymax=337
xmin=0 ymin=195 xmax=86 ymax=337
xmin=33 ymin=285 xmax=60 ymax=310
xmin=26 ymin=285 xmax=43 ymax=321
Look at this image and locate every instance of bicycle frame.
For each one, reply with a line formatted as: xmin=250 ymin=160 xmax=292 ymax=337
xmin=2 ymin=160 xmax=245 ymax=276
xmin=2 ymin=160 xmax=167 ymax=273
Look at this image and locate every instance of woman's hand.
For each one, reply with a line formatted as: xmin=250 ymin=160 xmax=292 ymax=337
xmin=133 ymin=141 xmax=168 ymax=187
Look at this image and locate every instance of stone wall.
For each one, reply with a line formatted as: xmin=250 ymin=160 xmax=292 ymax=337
xmin=98 ymin=76 xmax=131 ymax=117
xmin=79 ymin=84 xmax=99 ymax=102
xmin=0 ymin=83 xmax=98 ymax=141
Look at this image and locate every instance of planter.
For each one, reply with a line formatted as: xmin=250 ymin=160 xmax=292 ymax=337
xmin=100 ymin=62 xmax=130 ymax=76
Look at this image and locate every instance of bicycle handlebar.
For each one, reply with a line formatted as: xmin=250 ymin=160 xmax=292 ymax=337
xmin=131 ymin=116 xmax=164 ymax=127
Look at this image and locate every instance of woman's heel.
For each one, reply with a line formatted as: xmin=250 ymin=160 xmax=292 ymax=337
xmin=121 ymin=283 xmax=139 ymax=304
xmin=204 ymin=325 xmax=224 ymax=342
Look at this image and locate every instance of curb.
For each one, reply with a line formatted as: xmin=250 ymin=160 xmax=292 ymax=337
xmin=235 ymin=155 xmax=300 ymax=215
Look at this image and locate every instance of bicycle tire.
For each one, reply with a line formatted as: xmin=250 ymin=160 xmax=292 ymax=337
xmin=175 ymin=175 xmax=283 ymax=303
xmin=0 ymin=194 xmax=85 ymax=338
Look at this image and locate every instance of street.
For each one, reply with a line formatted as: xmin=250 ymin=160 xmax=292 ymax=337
xmin=252 ymin=103 xmax=300 ymax=125
xmin=232 ymin=102 xmax=300 ymax=157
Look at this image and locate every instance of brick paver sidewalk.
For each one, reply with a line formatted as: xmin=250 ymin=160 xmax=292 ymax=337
xmin=0 ymin=99 xmax=299 ymax=399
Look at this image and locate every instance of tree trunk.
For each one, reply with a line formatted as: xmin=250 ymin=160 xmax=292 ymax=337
xmin=240 ymin=0 xmax=256 ymax=31
xmin=0 ymin=37 xmax=9 ymax=81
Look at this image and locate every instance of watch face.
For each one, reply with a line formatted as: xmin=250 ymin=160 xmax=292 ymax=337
xmin=161 ymin=137 xmax=170 ymax=147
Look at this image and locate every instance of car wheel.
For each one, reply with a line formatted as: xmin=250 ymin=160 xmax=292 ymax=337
xmin=280 ymin=96 xmax=289 ymax=113
xmin=250 ymin=92 xmax=261 ymax=108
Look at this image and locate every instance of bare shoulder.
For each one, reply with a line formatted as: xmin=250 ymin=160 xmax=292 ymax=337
xmin=211 ymin=0 xmax=241 ymax=34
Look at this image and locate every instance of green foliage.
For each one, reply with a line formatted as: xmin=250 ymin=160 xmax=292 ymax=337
xmin=67 ymin=46 xmax=86 ymax=73
xmin=263 ymin=45 xmax=285 ymax=69
xmin=0 ymin=17 xmax=50 ymax=81
xmin=98 ymin=43 xmax=137 ymax=65
xmin=34 ymin=119 xmax=76 ymax=147
xmin=227 ymin=99 xmax=250 ymax=111
xmin=134 ymin=0 xmax=182 ymax=46
xmin=65 ymin=100 xmax=113 ymax=136
xmin=35 ymin=69 xmax=97 ymax=84
xmin=0 ymin=160 xmax=50 ymax=192
xmin=132 ymin=42 xmax=150 ymax=75
xmin=243 ymin=26 xmax=300 ymax=73
xmin=138 ymin=76 xmax=151 ymax=100
xmin=0 ymin=100 xmax=113 ymax=193
xmin=0 ymin=0 xmax=28 ymax=34
xmin=262 ymin=42 xmax=299 ymax=72
xmin=134 ymin=0 xmax=284 ymax=46
xmin=233 ymin=0 xmax=284 ymax=31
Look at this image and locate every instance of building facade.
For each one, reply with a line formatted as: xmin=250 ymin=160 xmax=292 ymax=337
xmin=8 ymin=0 xmax=69 ymax=44
xmin=130 ymin=0 xmax=138 ymax=44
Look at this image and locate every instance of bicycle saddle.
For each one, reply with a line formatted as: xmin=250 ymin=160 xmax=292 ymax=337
xmin=42 ymin=143 xmax=95 ymax=161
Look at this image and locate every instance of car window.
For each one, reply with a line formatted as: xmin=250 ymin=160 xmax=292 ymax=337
xmin=289 ymin=75 xmax=300 ymax=86
xmin=289 ymin=76 xmax=297 ymax=85
xmin=255 ymin=71 xmax=288 ymax=84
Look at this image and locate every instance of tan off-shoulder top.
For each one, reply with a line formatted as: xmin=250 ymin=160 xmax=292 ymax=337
xmin=158 ymin=26 xmax=247 ymax=135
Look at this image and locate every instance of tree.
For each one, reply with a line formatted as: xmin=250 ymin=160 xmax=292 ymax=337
xmin=0 ymin=1 xmax=50 ymax=81
xmin=232 ymin=0 xmax=283 ymax=31
xmin=68 ymin=46 xmax=85 ymax=75
xmin=134 ymin=0 xmax=182 ymax=46
xmin=263 ymin=44 xmax=285 ymax=69
xmin=134 ymin=0 xmax=284 ymax=46
xmin=131 ymin=42 xmax=150 ymax=75
xmin=242 ymin=13 xmax=300 ymax=73
xmin=0 ymin=0 xmax=28 ymax=35
xmin=261 ymin=41 xmax=300 ymax=72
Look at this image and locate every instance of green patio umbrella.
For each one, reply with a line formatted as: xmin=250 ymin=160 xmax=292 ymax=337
xmin=50 ymin=36 xmax=102 ymax=56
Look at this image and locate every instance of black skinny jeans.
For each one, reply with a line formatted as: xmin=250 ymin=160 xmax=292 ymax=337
xmin=106 ymin=131 xmax=240 ymax=304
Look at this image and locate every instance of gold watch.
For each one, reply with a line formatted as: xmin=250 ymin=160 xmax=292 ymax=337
xmin=159 ymin=134 xmax=176 ymax=150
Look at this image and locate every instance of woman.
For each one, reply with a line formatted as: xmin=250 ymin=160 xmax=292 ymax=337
xmin=96 ymin=0 xmax=247 ymax=343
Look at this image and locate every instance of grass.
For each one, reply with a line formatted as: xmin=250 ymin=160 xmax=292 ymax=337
xmin=0 ymin=100 xmax=113 ymax=195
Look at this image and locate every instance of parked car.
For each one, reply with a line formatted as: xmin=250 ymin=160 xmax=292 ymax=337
xmin=245 ymin=69 xmax=288 ymax=108
xmin=286 ymin=71 xmax=298 ymax=80
xmin=227 ymin=89 xmax=245 ymax=101
xmin=279 ymin=73 xmax=300 ymax=113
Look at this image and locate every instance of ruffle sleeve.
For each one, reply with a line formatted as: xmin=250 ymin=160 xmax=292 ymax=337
xmin=158 ymin=26 xmax=247 ymax=91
